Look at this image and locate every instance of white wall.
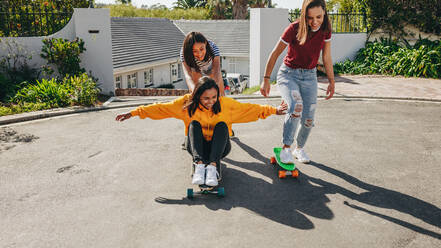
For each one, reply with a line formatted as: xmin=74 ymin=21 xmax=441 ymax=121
xmin=331 ymin=33 xmax=367 ymax=63
xmin=0 ymin=16 xmax=75 ymax=76
xmin=73 ymin=8 xmax=113 ymax=95
xmin=0 ymin=8 xmax=114 ymax=95
xmin=250 ymin=8 xmax=289 ymax=87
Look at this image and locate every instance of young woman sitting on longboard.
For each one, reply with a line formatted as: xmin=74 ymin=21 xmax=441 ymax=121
xmin=116 ymin=76 xmax=287 ymax=187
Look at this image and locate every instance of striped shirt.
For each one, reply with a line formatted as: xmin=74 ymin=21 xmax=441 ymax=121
xmin=180 ymin=40 xmax=220 ymax=75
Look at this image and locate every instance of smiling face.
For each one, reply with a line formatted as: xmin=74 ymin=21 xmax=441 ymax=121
xmin=306 ymin=6 xmax=325 ymax=31
xmin=192 ymin=42 xmax=207 ymax=61
xmin=200 ymin=88 xmax=218 ymax=110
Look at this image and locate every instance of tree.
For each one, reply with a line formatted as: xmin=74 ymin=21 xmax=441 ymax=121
xmin=231 ymin=0 xmax=248 ymax=19
xmin=207 ymin=0 xmax=232 ymax=19
xmin=326 ymin=0 xmax=367 ymax=13
xmin=115 ymin=0 xmax=131 ymax=4
xmin=174 ymin=0 xmax=206 ymax=9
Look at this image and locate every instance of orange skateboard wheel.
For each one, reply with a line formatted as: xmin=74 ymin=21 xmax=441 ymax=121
xmin=292 ymin=169 xmax=299 ymax=178
xmin=270 ymin=156 xmax=276 ymax=164
xmin=278 ymin=170 xmax=286 ymax=178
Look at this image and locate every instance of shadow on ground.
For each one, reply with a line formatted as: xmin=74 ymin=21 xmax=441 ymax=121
xmin=156 ymin=138 xmax=441 ymax=238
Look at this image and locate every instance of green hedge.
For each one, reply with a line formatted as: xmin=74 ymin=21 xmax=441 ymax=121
xmin=366 ymin=0 xmax=441 ymax=36
xmin=334 ymin=38 xmax=441 ymax=78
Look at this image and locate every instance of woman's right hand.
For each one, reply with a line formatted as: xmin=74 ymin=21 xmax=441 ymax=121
xmin=260 ymin=79 xmax=271 ymax=97
xmin=115 ymin=112 xmax=132 ymax=122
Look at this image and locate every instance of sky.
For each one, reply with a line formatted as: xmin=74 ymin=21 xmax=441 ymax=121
xmin=94 ymin=0 xmax=303 ymax=10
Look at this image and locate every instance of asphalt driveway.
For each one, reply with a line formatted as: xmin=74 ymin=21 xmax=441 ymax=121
xmin=1 ymin=98 xmax=440 ymax=247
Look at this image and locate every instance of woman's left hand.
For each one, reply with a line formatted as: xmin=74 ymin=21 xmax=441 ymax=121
xmin=326 ymin=82 xmax=335 ymax=100
xmin=276 ymin=101 xmax=288 ymax=115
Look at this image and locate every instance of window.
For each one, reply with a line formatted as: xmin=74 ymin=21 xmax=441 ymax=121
xmin=228 ymin=58 xmax=237 ymax=73
xmin=127 ymin=72 xmax=137 ymax=88
xmin=144 ymin=68 xmax=153 ymax=87
xmin=115 ymin=75 xmax=121 ymax=89
xmin=171 ymin=63 xmax=178 ymax=82
xmin=177 ymin=63 xmax=182 ymax=79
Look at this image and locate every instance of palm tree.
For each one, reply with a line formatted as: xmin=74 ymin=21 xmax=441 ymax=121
xmin=249 ymin=0 xmax=272 ymax=8
xmin=174 ymin=0 xmax=206 ymax=9
xmin=207 ymin=0 xmax=232 ymax=19
xmin=231 ymin=0 xmax=248 ymax=19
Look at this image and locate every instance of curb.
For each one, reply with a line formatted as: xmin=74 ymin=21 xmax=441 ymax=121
xmin=1 ymin=95 xmax=441 ymax=126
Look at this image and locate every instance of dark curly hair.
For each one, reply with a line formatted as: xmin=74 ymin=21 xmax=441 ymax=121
xmin=184 ymin=76 xmax=221 ymax=117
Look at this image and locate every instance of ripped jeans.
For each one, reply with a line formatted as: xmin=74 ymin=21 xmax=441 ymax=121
xmin=277 ymin=63 xmax=317 ymax=148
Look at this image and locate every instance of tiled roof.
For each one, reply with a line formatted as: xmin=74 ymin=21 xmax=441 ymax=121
xmin=111 ymin=17 xmax=185 ymax=69
xmin=173 ymin=20 xmax=249 ymax=57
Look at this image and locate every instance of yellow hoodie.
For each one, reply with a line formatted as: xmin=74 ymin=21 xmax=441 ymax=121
xmin=130 ymin=94 xmax=277 ymax=141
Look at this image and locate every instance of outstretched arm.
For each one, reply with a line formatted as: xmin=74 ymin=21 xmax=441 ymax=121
xmin=115 ymin=112 xmax=132 ymax=122
xmin=115 ymin=96 xmax=187 ymax=122
xmin=228 ymin=98 xmax=287 ymax=124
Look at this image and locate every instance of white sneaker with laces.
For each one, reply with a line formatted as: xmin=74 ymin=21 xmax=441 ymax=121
xmin=293 ymin=148 xmax=311 ymax=163
xmin=205 ymin=164 xmax=219 ymax=186
xmin=280 ymin=147 xmax=294 ymax=164
xmin=192 ymin=163 xmax=205 ymax=185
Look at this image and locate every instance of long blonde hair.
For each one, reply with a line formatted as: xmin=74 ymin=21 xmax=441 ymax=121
xmin=297 ymin=0 xmax=331 ymax=45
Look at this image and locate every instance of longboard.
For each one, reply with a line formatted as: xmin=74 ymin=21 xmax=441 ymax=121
xmin=187 ymin=163 xmax=225 ymax=199
xmin=270 ymin=147 xmax=299 ymax=178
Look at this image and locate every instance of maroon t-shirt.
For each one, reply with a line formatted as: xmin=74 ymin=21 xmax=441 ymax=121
xmin=281 ymin=21 xmax=331 ymax=69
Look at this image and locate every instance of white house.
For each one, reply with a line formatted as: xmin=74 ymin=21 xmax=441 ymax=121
xmin=174 ymin=20 xmax=250 ymax=77
xmin=111 ymin=17 xmax=186 ymax=90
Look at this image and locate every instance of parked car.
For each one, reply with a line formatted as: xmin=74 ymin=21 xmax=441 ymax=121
xmin=226 ymin=73 xmax=249 ymax=94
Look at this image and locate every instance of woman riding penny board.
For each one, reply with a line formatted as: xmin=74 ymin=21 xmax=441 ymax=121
xmin=260 ymin=0 xmax=336 ymax=164
xmin=116 ymin=76 xmax=287 ymax=187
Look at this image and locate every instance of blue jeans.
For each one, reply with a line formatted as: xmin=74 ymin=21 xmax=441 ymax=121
xmin=277 ymin=64 xmax=318 ymax=147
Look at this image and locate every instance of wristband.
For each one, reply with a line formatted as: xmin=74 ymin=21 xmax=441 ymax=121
xmin=263 ymin=76 xmax=270 ymax=79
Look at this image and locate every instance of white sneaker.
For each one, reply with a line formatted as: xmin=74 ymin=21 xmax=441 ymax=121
xmin=205 ymin=164 xmax=219 ymax=186
xmin=293 ymin=148 xmax=311 ymax=163
xmin=280 ymin=148 xmax=294 ymax=164
xmin=192 ymin=163 xmax=205 ymax=185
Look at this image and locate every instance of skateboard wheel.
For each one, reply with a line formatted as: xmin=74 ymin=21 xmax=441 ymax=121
xmin=292 ymin=169 xmax=299 ymax=178
xmin=217 ymin=187 xmax=225 ymax=197
xmin=187 ymin=188 xmax=194 ymax=199
xmin=270 ymin=156 xmax=276 ymax=164
xmin=278 ymin=170 xmax=286 ymax=178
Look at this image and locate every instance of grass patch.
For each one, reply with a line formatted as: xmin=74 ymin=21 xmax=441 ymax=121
xmin=242 ymin=85 xmax=261 ymax=95
xmin=0 ymin=102 xmax=52 ymax=116
xmin=241 ymin=81 xmax=276 ymax=95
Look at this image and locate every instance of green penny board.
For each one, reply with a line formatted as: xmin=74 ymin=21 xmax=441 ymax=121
xmin=273 ymin=147 xmax=296 ymax=171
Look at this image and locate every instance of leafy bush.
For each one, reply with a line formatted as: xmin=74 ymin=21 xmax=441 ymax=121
xmin=40 ymin=37 xmax=86 ymax=78
xmin=63 ymin=73 xmax=100 ymax=106
xmin=0 ymin=39 xmax=40 ymax=102
xmin=334 ymin=38 xmax=441 ymax=78
xmin=12 ymin=78 xmax=71 ymax=108
xmin=12 ymin=73 xmax=100 ymax=107
xmin=366 ymin=0 xmax=441 ymax=37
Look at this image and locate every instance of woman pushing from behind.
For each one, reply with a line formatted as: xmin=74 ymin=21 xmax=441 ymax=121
xmin=116 ymin=77 xmax=287 ymax=187
xmin=181 ymin=32 xmax=225 ymax=96
xmin=260 ymin=0 xmax=335 ymax=164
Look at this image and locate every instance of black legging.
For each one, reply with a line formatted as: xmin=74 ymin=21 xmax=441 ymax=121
xmin=186 ymin=120 xmax=231 ymax=165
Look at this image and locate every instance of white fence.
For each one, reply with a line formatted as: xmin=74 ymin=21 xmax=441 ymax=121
xmin=249 ymin=8 xmax=367 ymax=87
xmin=0 ymin=8 xmax=114 ymax=95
